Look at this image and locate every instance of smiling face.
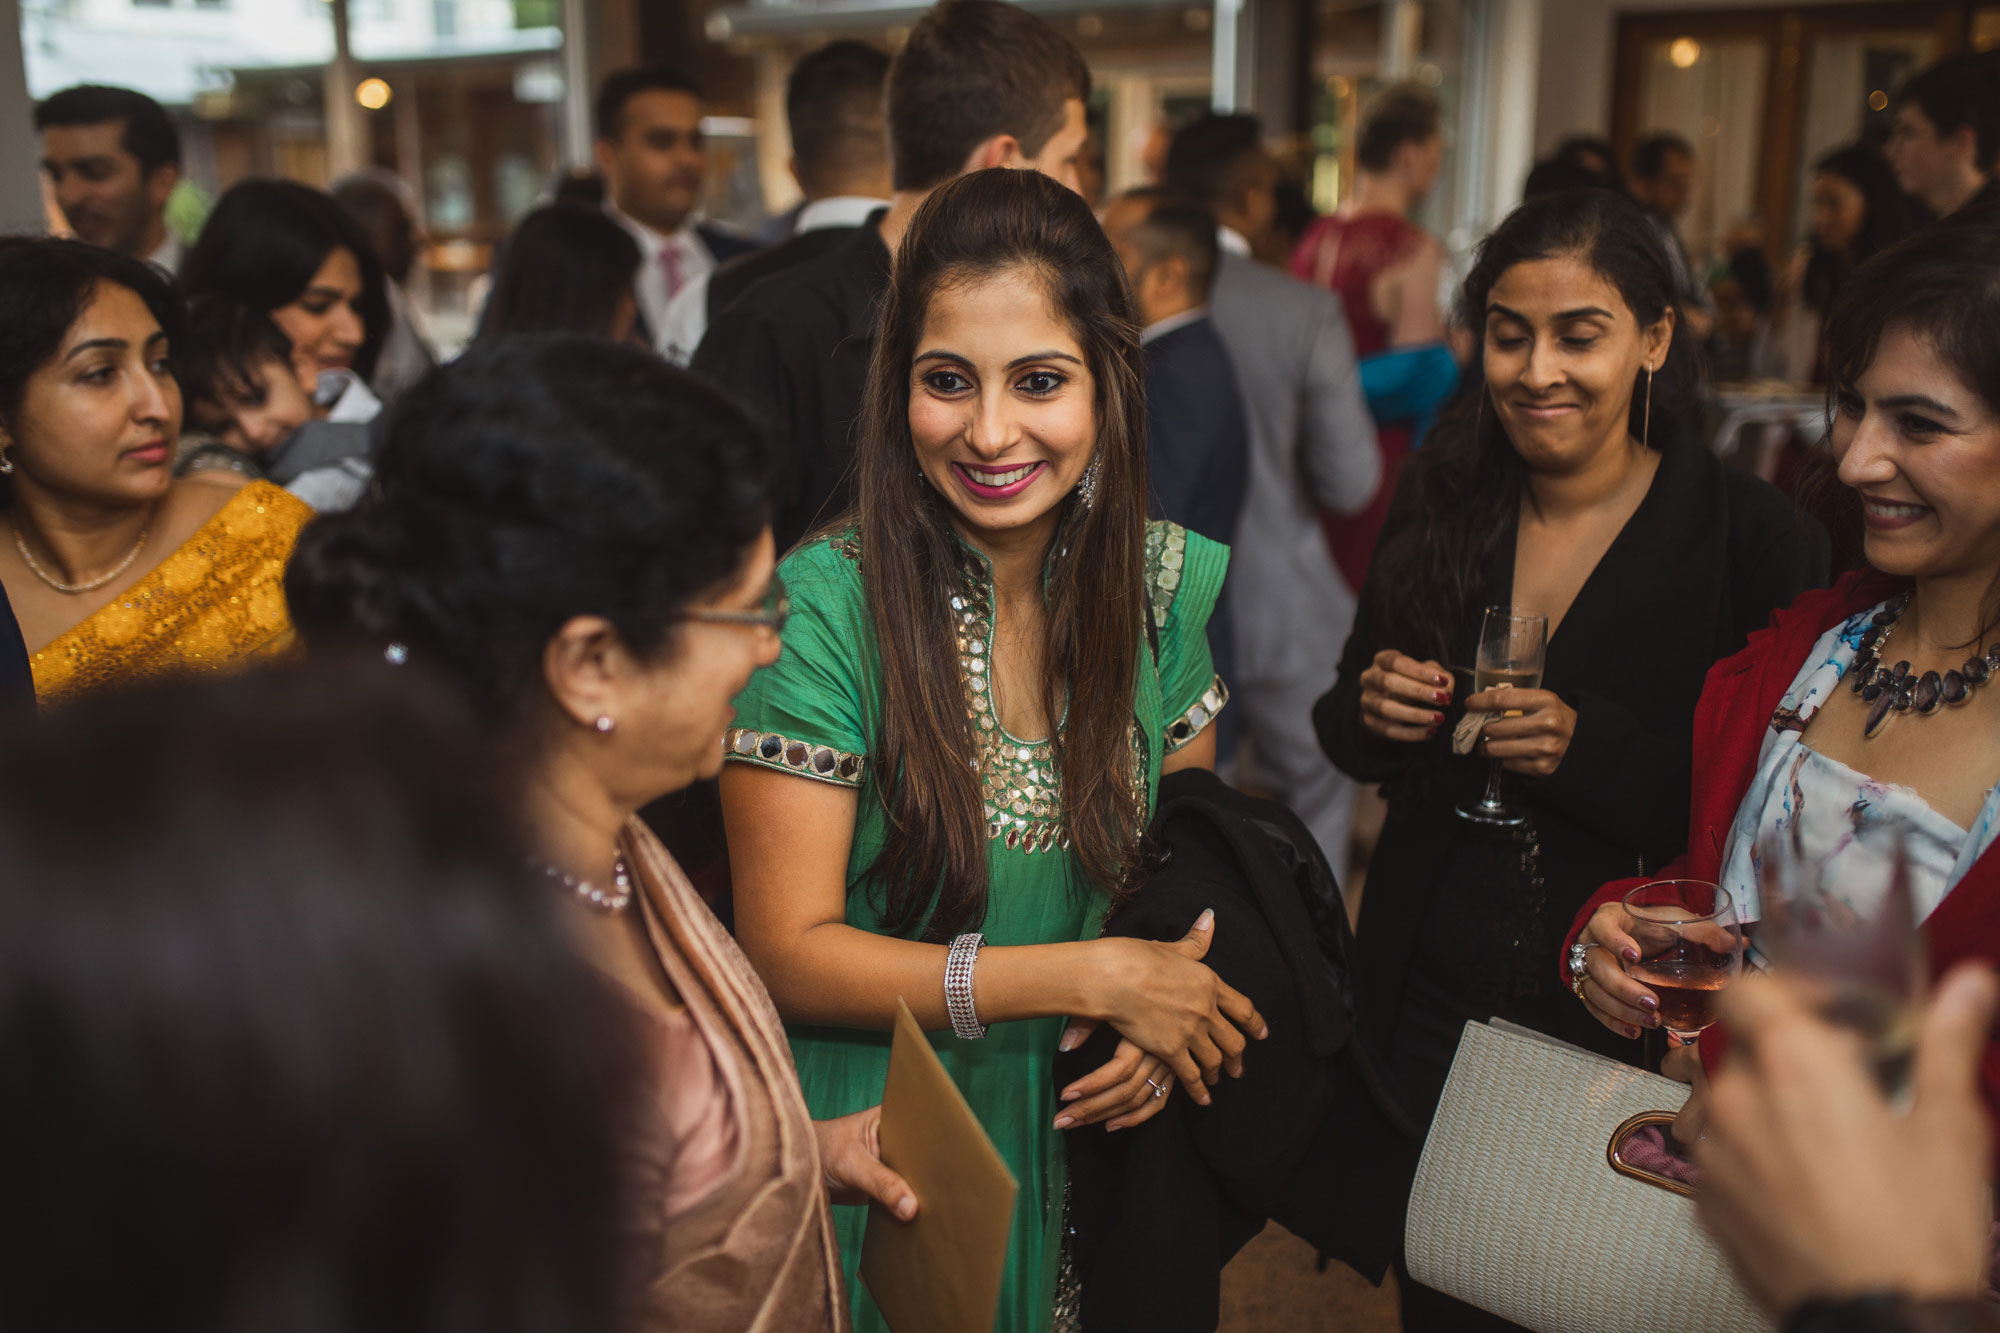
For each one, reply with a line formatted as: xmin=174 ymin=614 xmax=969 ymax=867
xmin=907 ymin=265 xmax=1097 ymax=550
xmin=1482 ymin=253 xmax=1672 ymax=473
xmin=0 ymin=281 xmax=179 ymax=508
xmin=271 ymin=247 xmax=366 ymax=375
xmin=40 ymin=121 xmax=173 ymax=258
xmin=1833 ymin=326 xmax=2000 ymax=582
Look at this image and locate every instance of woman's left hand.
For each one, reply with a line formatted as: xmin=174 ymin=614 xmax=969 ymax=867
xmin=1053 ymin=1034 xmax=1178 ymax=1133
xmin=815 ymin=1106 xmax=917 ymax=1220
xmin=1463 ymin=687 xmax=1577 ymax=777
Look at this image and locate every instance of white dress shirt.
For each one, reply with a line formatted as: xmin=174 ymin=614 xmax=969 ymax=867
xmin=146 ymin=232 xmax=185 ymax=276
xmin=1139 ymin=306 xmax=1210 ymax=346
xmin=607 ymin=203 xmax=717 ymax=358
xmin=657 ymin=194 xmax=888 ymax=366
xmin=1216 ymin=226 xmax=1253 ymax=258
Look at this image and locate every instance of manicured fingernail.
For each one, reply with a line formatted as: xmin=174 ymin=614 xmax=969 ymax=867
xmin=1257 ymin=1023 xmax=1270 ymax=1039
xmin=1645 ymin=1014 xmax=1660 ymax=1027
xmin=1197 ymin=1090 xmax=1211 ymax=1106
xmin=1432 ymin=712 xmax=1445 ymax=724
xmin=1433 ymin=672 xmax=1448 ymax=687
xmin=1621 ymin=947 xmax=1639 ymax=962
xmin=1106 ymin=1121 xmax=1125 ymax=1133
xmin=1623 ymin=1026 xmax=1640 ymax=1039
xmin=1228 ymin=1063 xmax=1244 ymax=1078
xmin=1059 ymin=1029 xmax=1080 ymax=1052
xmin=1195 ymin=909 xmax=1214 ymax=931
xmin=897 ymin=1196 xmax=916 ymax=1220
xmin=1639 ymin=995 xmax=1658 ymax=1010
xmin=1054 ymin=1115 xmax=1074 ymax=1130
xmin=1062 ymin=1088 xmax=1081 ymax=1101
xmin=1434 ymin=689 xmax=1449 ymax=704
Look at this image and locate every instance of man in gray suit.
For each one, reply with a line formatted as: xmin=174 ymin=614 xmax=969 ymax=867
xmin=1167 ymin=114 xmax=1381 ymax=877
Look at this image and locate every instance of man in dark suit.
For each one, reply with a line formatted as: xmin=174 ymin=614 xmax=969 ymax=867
xmin=658 ymin=40 xmax=892 ymax=365
xmin=593 ymin=65 xmax=757 ymax=357
xmin=1102 ymin=186 xmax=1248 ymax=760
xmin=690 ymin=0 xmax=1091 ymax=551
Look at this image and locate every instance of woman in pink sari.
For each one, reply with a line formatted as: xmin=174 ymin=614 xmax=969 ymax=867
xmin=286 ymin=337 xmax=915 ymax=1332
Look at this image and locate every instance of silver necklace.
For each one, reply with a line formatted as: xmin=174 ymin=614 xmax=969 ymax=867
xmin=12 ymin=521 xmax=151 ymax=595
xmin=531 ymin=852 xmax=634 ymax=913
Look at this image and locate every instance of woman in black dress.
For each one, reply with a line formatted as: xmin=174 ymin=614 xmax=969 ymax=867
xmin=1314 ymin=189 xmax=1829 ymax=1329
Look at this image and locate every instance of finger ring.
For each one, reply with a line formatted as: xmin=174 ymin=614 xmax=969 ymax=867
xmin=1567 ymin=940 xmax=1601 ymax=983
xmin=1571 ymin=970 xmax=1587 ymax=1001
xmin=1146 ymin=1078 xmax=1168 ymax=1099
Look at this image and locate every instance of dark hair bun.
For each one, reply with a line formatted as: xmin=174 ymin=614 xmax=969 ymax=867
xmin=287 ymin=335 xmax=771 ymax=721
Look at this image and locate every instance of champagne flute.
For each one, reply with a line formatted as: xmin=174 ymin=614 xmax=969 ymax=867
xmin=1755 ymin=821 xmax=1926 ymax=1098
xmin=1455 ymin=606 xmax=1548 ymax=827
xmin=1622 ymin=880 xmax=1745 ymax=1045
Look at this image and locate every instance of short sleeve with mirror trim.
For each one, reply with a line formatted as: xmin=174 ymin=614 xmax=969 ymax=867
xmin=725 ymin=534 xmax=876 ymax=788
xmin=1145 ymin=520 xmax=1230 ymax=753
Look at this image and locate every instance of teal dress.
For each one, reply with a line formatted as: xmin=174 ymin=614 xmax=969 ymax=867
xmin=726 ymin=519 xmax=1230 ymax=1333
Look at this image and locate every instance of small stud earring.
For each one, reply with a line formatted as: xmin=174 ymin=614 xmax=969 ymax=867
xmin=0 ymin=448 xmax=13 ymax=476
xmin=594 ymin=715 xmax=615 ymax=734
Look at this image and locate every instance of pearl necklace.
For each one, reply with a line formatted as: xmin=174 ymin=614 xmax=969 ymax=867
xmin=12 ymin=521 xmax=150 ymax=595
xmin=531 ymin=853 xmax=634 ymax=913
xmin=1848 ymin=592 xmax=2000 ymax=738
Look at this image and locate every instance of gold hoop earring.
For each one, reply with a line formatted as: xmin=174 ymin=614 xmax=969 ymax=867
xmin=1643 ymin=365 xmax=1654 ymax=450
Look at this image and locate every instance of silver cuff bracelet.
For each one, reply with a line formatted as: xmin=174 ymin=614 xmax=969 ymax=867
xmin=945 ymin=931 xmax=987 ymax=1039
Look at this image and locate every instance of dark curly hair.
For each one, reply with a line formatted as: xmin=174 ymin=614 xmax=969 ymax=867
xmin=285 ymin=335 xmax=771 ymax=726
xmin=1369 ymin=187 xmax=1702 ymax=661
xmin=0 ymin=663 xmax=632 ymax=1332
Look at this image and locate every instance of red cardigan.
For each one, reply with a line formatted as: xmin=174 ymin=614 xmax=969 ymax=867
xmin=1560 ymin=570 xmax=2000 ymax=1125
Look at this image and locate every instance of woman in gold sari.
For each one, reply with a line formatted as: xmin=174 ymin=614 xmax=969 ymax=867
xmin=284 ymin=336 xmax=915 ymax=1332
xmin=0 ymin=239 xmax=310 ymax=705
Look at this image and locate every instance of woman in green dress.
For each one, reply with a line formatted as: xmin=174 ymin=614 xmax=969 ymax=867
xmin=721 ymin=167 xmax=1263 ymax=1333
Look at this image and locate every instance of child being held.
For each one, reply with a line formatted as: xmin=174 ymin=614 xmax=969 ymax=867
xmin=178 ymin=297 xmax=375 ymax=513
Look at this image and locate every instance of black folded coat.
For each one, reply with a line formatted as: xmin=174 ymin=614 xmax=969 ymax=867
xmin=1055 ymin=768 xmax=1416 ymax=1332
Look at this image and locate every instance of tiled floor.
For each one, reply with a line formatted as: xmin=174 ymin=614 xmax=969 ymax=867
xmin=1219 ymin=1224 xmax=1400 ymax=1331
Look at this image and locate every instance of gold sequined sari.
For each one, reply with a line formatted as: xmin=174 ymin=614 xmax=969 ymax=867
xmin=29 ymin=481 xmax=313 ymax=704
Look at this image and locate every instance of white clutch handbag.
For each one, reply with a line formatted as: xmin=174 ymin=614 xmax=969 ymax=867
xmin=1404 ymin=1019 xmax=1773 ymax=1333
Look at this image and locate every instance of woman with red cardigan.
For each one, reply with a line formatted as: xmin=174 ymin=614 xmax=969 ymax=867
xmin=1565 ymin=216 xmax=2000 ymax=1127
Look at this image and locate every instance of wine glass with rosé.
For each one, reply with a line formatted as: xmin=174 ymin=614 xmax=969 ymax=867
xmin=1622 ymin=880 xmax=1745 ymax=1045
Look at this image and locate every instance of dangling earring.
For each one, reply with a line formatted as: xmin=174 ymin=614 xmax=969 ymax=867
xmin=593 ymin=715 xmax=616 ymax=734
xmin=1076 ymin=456 xmax=1100 ymax=511
xmin=0 ymin=447 xmax=13 ymax=476
xmin=1642 ymin=365 xmax=1655 ymax=450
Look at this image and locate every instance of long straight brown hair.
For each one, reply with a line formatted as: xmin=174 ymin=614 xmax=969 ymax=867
xmin=854 ymin=168 xmax=1150 ymax=942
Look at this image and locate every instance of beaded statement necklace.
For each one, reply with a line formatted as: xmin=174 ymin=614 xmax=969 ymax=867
xmin=1849 ymin=592 xmax=2000 ymax=738
xmin=530 ymin=853 xmax=634 ymax=913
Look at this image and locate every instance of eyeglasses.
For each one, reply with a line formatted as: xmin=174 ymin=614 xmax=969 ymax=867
xmin=676 ymin=576 xmax=790 ymax=634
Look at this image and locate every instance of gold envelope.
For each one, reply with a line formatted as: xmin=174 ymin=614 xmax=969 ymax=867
xmin=859 ymin=998 xmax=1019 ymax=1332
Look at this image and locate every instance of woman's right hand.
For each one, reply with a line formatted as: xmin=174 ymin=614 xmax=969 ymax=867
xmin=1090 ymin=910 xmax=1268 ymax=1105
xmin=1572 ymin=903 xmax=1663 ymax=1039
xmin=1358 ymin=649 xmax=1452 ymax=743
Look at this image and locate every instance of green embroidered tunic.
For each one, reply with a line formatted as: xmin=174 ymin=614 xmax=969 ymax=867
xmin=725 ymin=519 xmax=1229 ymax=1333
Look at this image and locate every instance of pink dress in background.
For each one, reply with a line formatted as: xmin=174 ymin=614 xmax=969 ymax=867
xmin=1291 ymin=212 xmax=1427 ymax=591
